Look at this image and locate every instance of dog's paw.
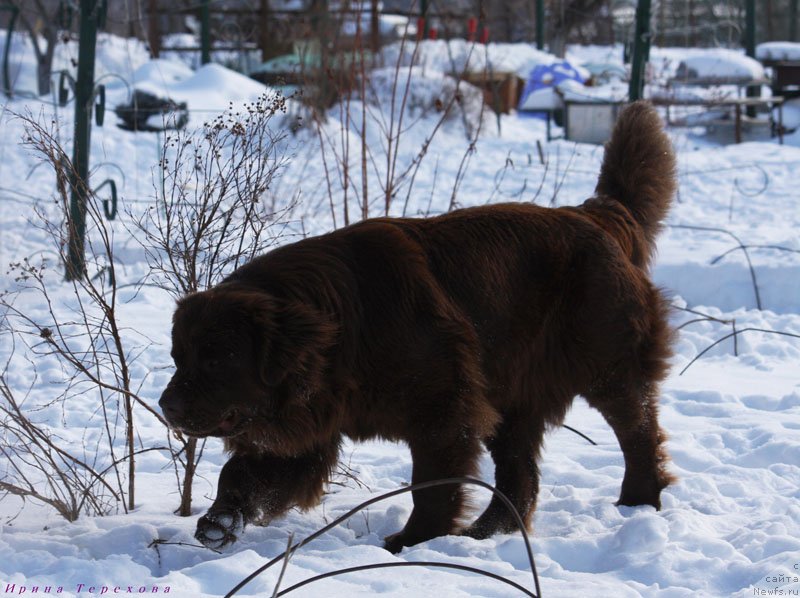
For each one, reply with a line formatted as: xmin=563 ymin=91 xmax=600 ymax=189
xmin=384 ymin=524 xmax=455 ymax=553
xmin=382 ymin=530 xmax=408 ymax=554
xmin=195 ymin=510 xmax=244 ymax=550
xmin=383 ymin=528 xmax=431 ymax=554
xmin=459 ymin=522 xmax=493 ymax=540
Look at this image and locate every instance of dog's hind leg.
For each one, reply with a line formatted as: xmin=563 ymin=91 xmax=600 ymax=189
xmin=586 ymin=382 xmax=673 ymax=509
xmin=461 ymin=412 xmax=547 ymax=540
xmin=582 ymin=284 xmax=675 ymax=510
xmin=584 ymin=347 xmax=674 ymax=510
xmin=383 ymin=423 xmax=484 ymax=553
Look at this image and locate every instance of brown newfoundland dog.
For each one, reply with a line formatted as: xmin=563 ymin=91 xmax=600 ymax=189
xmin=159 ymin=101 xmax=676 ymax=553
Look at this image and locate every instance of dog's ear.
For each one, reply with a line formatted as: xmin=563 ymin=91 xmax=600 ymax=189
xmin=257 ymin=299 xmax=338 ymax=400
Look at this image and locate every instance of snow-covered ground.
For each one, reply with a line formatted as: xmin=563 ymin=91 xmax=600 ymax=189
xmin=1 ymin=32 xmax=799 ymax=598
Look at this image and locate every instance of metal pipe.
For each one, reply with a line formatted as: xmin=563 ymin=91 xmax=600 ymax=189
xmin=66 ymin=0 xmax=102 ymax=280
xmin=745 ymin=0 xmax=758 ymax=116
xmin=628 ymin=0 xmax=652 ymax=102
xmin=536 ymin=0 xmax=544 ymax=50
xmin=200 ymin=0 xmax=211 ymax=64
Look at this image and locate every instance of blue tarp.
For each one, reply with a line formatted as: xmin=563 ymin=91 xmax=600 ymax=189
xmin=518 ymin=61 xmax=586 ymax=118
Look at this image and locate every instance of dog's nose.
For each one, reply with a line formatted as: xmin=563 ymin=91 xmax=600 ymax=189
xmin=159 ymin=388 xmax=185 ymax=422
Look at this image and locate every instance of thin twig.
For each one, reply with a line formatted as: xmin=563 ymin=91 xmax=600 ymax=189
xmin=271 ymin=532 xmax=296 ymax=598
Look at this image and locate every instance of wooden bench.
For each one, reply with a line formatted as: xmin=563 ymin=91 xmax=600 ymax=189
xmin=652 ymin=75 xmax=785 ymax=145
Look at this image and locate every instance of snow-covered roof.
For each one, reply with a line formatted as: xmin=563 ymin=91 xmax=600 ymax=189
xmin=382 ymin=39 xmax=559 ymax=79
xmin=756 ymin=41 xmax=800 ymax=62
xmin=673 ymin=49 xmax=766 ymax=83
xmin=127 ymin=60 xmax=278 ymax=117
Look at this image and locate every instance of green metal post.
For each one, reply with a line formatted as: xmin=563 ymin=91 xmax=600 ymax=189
xmin=628 ymin=0 xmax=651 ymax=102
xmin=200 ymin=0 xmax=211 ymax=64
xmin=66 ymin=0 xmax=101 ymax=280
xmin=744 ymin=0 xmax=756 ymax=58
xmin=420 ymin=0 xmax=429 ymax=39
xmin=535 ymin=0 xmax=544 ymax=50
xmin=744 ymin=0 xmax=757 ymax=116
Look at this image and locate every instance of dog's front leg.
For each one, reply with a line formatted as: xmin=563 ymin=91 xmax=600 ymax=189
xmin=195 ymin=443 xmax=339 ymax=549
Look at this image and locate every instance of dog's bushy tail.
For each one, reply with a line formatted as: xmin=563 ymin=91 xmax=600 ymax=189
xmin=595 ymin=101 xmax=676 ymax=250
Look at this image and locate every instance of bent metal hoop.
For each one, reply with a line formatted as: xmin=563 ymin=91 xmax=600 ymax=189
xmin=225 ymin=477 xmax=542 ymax=598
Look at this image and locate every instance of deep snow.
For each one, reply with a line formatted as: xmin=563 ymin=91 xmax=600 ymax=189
xmin=0 ymin=32 xmax=798 ymax=598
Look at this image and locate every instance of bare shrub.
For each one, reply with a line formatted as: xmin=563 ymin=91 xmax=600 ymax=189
xmin=135 ymin=92 xmax=298 ymax=299
xmin=364 ymin=67 xmax=486 ymax=138
xmin=0 ymin=370 xmax=120 ymax=521
xmin=0 ymin=112 xmax=164 ymax=517
xmin=307 ymin=30 xmax=490 ymax=227
xmin=130 ymin=91 xmax=299 ymax=516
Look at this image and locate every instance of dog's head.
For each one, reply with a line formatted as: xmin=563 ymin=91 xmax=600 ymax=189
xmin=158 ymin=286 xmax=337 ymax=438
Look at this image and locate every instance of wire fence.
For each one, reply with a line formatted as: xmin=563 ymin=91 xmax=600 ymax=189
xmin=4 ymin=0 xmax=796 ymax=76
